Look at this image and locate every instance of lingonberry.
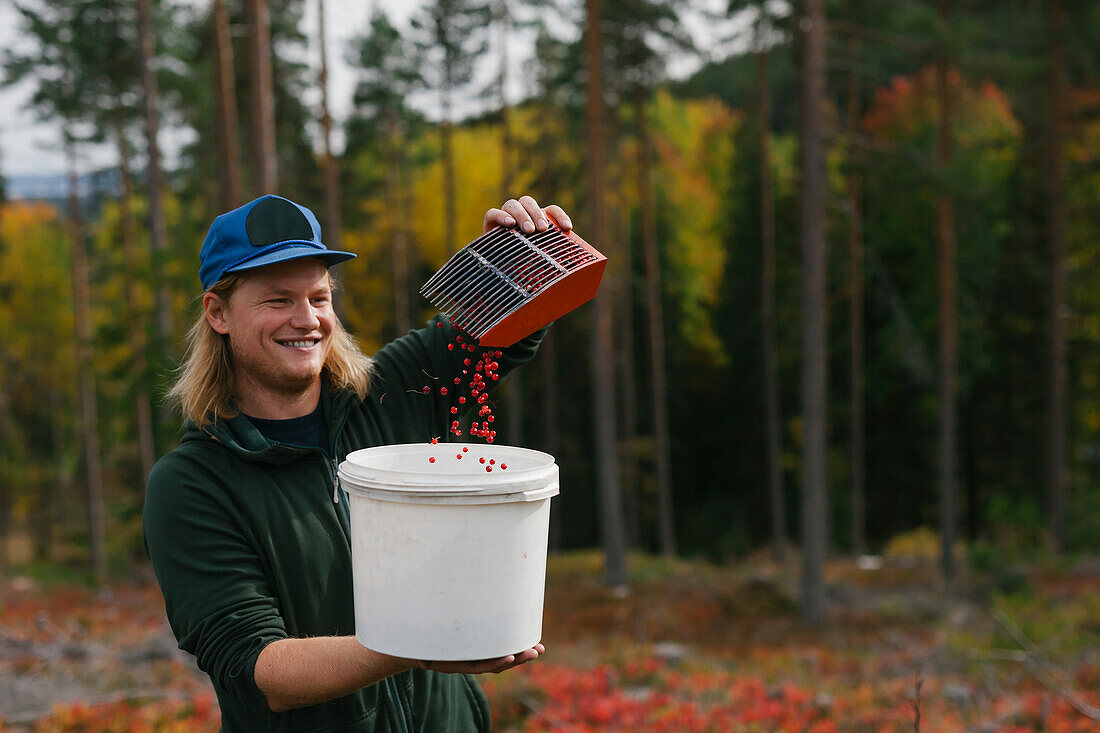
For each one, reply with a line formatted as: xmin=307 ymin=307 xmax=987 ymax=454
xmin=428 ymin=457 xmax=436 ymax=463
xmin=440 ymin=387 xmax=448 ymax=396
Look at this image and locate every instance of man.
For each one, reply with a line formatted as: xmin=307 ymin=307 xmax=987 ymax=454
xmin=144 ymin=193 xmax=571 ymax=731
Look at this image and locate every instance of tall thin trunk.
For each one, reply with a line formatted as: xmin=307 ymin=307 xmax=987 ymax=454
xmin=756 ymin=19 xmax=785 ymax=563
xmin=316 ymin=0 xmax=343 ymax=319
xmin=611 ymin=133 xmax=640 ymax=550
xmin=0 ymin=391 xmax=8 ymax=573
xmin=636 ymin=87 xmax=675 ymax=558
xmin=846 ymin=34 xmax=866 ymax=558
xmin=214 ymin=0 xmax=244 ymax=208
xmin=541 ymin=329 xmax=562 ymax=551
xmin=67 ymin=135 xmax=107 ymax=584
xmin=246 ymin=0 xmax=278 ymax=194
xmin=136 ymin=0 xmax=172 ymax=359
xmin=586 ymin=0 xmax=627 ymax=586
xmin=114 ymin=122 xmax=157 ymax=484
xmin=441 ymin=58 xmax=457 ymax=253
xmin=498 ymin=3 xmax=523 ymax=447
xmin=1046 ymin=0 xmax=1067 ymax=554
xmin=384 ymin=119 xmax=412 ymax=336
xmin=936 ymin=0 xmax=958 ymax=584
xmin=799 ymin=0 xmax=828 ymax=627
xmin=539 ymin=100 xmax=563 ymax=552
xmin=442 ymin=117 xmax=457 ymax=252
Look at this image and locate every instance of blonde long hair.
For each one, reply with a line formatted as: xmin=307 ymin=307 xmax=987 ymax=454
xmin=167 ymin=271 xmax=373 ymax=428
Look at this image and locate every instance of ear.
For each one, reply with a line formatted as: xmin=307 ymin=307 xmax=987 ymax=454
xmin=204 ymin=291 xmax=232 ymax=335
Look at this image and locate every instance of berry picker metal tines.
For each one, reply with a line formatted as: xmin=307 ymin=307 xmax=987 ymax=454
xmin=420 ymin=222 xmax=607 ymax=347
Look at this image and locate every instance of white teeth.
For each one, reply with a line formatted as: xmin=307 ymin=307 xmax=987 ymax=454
xmin=282 ymin=340 xmax=316 ymax=348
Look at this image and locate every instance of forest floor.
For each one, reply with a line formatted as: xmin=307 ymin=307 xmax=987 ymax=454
xmin=0 ymin=548 xmax=1098 ymax=732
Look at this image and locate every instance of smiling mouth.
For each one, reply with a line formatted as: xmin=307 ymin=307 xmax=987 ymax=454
xmin=278 ymin=338 xmax=321 ymax=349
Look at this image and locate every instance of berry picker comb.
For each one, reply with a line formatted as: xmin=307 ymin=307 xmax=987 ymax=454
xmin=420 ymin=222 xmax=607 ymax=348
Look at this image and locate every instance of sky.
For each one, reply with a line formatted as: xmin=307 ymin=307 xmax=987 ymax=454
xmin=0 ymin=0 xmax=741 ymax=181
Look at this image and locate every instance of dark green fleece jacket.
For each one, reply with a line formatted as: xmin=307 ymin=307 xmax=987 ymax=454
xmin=143 ymin=317 xmax=544 ymax=732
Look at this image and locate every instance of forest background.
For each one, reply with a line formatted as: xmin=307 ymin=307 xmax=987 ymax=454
xmin=0 ymin=0 xmax=1099 ymax=729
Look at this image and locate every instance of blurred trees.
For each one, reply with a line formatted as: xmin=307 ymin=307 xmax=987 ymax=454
xmin=0 ymin=0 xmax=1098 ymax=599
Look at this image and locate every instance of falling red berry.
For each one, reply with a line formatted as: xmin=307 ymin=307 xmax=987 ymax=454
xmin=430 ymin=437 xmax=438 ymax=445
xmin=447 ymin=344 xmax=454 ymax=351
xmin=436 ymin=322 xmax=443 ymax=328
xmin=501 ymin=463 xmax=507 ymax=470
xmin=479 ymin=457 xmax=486 ymax=464
xmin=489 ymin=459 xmax=495 ymax=465
xmin=456 ymin=454 xmax=463 ymax=460
xmin=462 ymin=446 xmax=469 ymax=453
xmin=458 ymin=396 xmax=466 ymax=404
xmin=450 ymin=406 xmax=458 ymax=414
xmin=428 ymin=457 xmax=436 ymax=463
xmin=421 ymin=386 xmax=430 ymax=394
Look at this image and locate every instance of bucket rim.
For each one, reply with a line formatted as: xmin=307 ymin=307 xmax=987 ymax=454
xmin=338 ymin=443 xmax=558 ymax=500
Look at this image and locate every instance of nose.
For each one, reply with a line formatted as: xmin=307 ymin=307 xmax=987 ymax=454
xmin=290 ymin=299 xmax=322 ymax=330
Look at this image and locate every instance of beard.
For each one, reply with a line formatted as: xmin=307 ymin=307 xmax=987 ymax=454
xmin=228 ymin=339 xmax=327 ymax=403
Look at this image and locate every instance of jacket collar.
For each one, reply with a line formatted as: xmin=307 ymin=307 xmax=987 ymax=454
xmin=182 ymin=382 xmax=358 ymax=464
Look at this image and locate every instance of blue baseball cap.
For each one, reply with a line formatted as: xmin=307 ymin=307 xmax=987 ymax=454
xmin=199 ymin=194 xmax=356 ymax=290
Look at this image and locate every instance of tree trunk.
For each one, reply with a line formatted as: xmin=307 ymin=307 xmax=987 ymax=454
xmin=383 ymin=118 xmax=412 ymax=337
xmin=1046 ymin=0 xmax=1067 ymax=554
xmin=611 ymin=133 xmax=640 ymax=551
xmin=586 ymin=0 xmax=627 ymax=587
xmin=799 ymin=0 xmax=828 ymax=627
xmin=756 ymin=21 xmax=785 ymax=563
xmin=846 ymin=34 xmax=866 ymax=558
xmin=636 ymin=87 xmax=676 ymax=558
xmin=214 ymin=0 xmax=244 ymax=209
xmin=114 ymin=122 xmax=157 ymax=485
xmin=67 ymin=135 xmax=107 ymax=584
xmin=541 ymin=329 xmax=562 ymax=551
xmin=936 ymin=0 xmax=958 ymax=584
xmin=316 ymin=0 xmax=344 ymax=318
xmin=442 ymin=116 xmax=457 ymax=253
xmin=136 ymin=0 xmax=172 ymax=359
xmin=498 ymin=6 xmax=524 ymax=447
xmin=246 ymin=0 xmax=278 ymax=194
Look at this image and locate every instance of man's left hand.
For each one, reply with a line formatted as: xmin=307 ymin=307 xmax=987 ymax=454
xmin=417 ymin=643 xmax=545 ymax=675
xmin=484 ymin=196 xmax=572 ymax=234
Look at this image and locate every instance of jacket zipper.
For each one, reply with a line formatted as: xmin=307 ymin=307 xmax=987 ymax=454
xmin=327 ymin=406 xmax=408 ymax=729
xmin=384 ymin=676 xmax=412 ymax=733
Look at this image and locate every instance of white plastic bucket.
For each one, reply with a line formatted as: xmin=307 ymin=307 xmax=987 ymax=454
xmin=337 ymin=443 xmax=558 ymax=661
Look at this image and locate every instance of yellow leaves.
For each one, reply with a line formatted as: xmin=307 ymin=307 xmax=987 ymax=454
xmin=0 ymin=201 xmax=75 ymax=387
xmin=649 ymin=90 xmax=741 ymax=362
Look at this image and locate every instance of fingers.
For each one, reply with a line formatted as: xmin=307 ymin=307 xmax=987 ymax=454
xmin=483 ymin=207 xmax=517 ymax=233
xmin=418 ymin=644 xmax=546 ymax=675
xmin=543 ymin=205 xmax=572 ymax=231
xmin=485 ymin=197 xmax=573 ymax=234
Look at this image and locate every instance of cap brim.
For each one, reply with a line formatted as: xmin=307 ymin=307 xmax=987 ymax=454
xmin=224 ymin=243 xmax=356 ymax=275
